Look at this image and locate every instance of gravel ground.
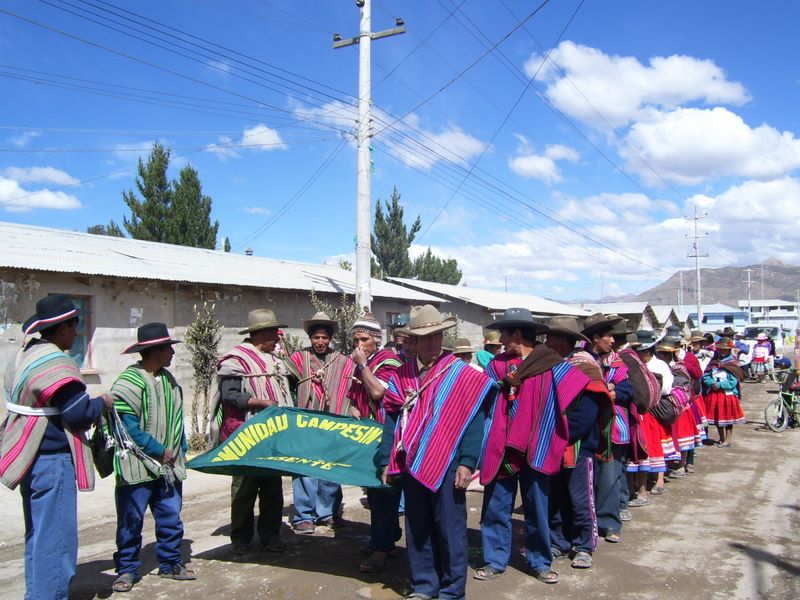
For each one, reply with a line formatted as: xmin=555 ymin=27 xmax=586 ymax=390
xmin=1 ymin=381 xmax=798 ymax=600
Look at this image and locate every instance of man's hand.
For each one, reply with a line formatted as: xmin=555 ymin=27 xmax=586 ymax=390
xmin=100 ymin=393 xmax=114 ymax=410
xmin=351 ymin=347 xmax=368 ymax=366
xmin=381 ymin=466 xmax=395 ymax=486
xmin=349 ymin=405 xmax=362 ymax=420
xmin=454 ymin=465 xmax=472 ymax=490
xmin=162 ymin=448 xmax=175 ymax=465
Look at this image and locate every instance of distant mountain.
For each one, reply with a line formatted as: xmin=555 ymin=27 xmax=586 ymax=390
xmin=635 ymin=259 xmax=800 ymax=308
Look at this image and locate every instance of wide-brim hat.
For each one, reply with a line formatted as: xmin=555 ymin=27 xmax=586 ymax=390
xmin=664 ymin=325 xmax=685 ymax=341
xmin=23 ymin=294 xmax=87 ymax=335
xmin=483 ymin=330 xmax=502 ymax=346
xmin=581 ymin=312 xmax=623 ymax=338
xmin=656 ymin=338 xmax=680 ymax=353
xmin=631 ymin=329 xmax=659 ymax=351
xmin=301 ymin=311 xmax=339 ymax=335
xmin=610 ymin=315 xmax=632 ymax=338
xmin=689 ymin=330 xmax=707 ymax=343
xmin=239 ymin=308 xmax=286 ymax=335
xmin=721 ymin=327 xmax=736 ymax=337
xmin=405 ymin=304 xmax=457 ymax=337
xmin=486 ymin=307 xmax=547 ymax=333
xmin=755 ymin=333 xmax=769 ymax=341
xmin=123 ymin=322 xmax=181 ymax=354
xmin=716 ymin=337 xmax=735 ymax=350
xmin=452 ymin=338 xmax=474 ymax=354
xmin=544 ymin=315 xmax=590 ymax=343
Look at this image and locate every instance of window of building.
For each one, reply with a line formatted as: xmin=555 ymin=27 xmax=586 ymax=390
xmin=384 ymin=312 xmax=406 ymax=327
xmin=724 ymin=315 xmax=734 ymax=323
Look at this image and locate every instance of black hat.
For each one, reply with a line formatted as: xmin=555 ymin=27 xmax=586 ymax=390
xmin=486 ymin=307 xmax=546 ymax=333
xmin=23 ymin=294 xmax=86 ymax=335
xmin=630 ymin=330 xmax=659 ymax=351
xmin=122 ymin=322 xmax=181 ymax=354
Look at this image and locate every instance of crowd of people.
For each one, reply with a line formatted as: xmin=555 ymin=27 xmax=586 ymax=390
xmin=1 ymin=293 xmax=748 ymax=599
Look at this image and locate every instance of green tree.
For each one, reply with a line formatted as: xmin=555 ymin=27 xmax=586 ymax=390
xmin=87 ymin=220 xmax=125 ymax=237
xmin=223 ymin=237 xmax=231 ymax=252
xmin=123 ymin=142 xmax=172 ymax=243
xmin=169 ymin=165 xmax=219 ymax=249
xmin=413 ymin=247 xmax=462 ymax=284
xmin=371 ymin=187 xmax=421 ymax=278
xmin=121 ymin=143 xmax=218 ymax=248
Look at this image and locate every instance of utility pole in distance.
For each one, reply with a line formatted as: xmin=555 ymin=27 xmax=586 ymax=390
xmin=686 ymin=206 xmax=708 ymax=325
xmin=333 ymin=0 xmax=405 ymax=311
xmin=743 ymin=267 xmax=755 ymax=324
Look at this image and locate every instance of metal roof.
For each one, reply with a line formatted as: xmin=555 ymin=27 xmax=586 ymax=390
xmin=583 ymin=301 xmax=651 ymax=314
xmin=388 ymin=277 xmax=591 ymax=316
xmin=0 ymin=222 xmax=443 ymax=302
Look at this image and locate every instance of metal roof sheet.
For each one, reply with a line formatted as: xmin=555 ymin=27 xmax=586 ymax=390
xmin=389 ymin=277 xmax=591 ymax=316
xmin=0 ymin=222 xmax=443 ymax=302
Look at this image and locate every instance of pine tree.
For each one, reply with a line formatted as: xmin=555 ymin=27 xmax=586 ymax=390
xmin=413 ymin=247 xmax=462 ymax=284
xmin=223 ymin=237 xmax=231 ymax=252
xmin=122 ymin=143 xmax=171 ymax=242
xmin=371 ymin=187 xmax=421 ymax=278
xmin=87 ymin=220 xmax=125 ymax=237
xmin=169 ymin=165 xmax=219 ymax=249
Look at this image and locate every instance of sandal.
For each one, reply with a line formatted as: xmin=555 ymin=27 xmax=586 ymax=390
xmin=112 ymin=573 xmax=137 ymax=593
xmin=533 ymin=568 xmax=559 ymax=584
xmin=667 ymin=470 xmax=685 ymax=479
xmin=650 ymin=486 xmax=666 ymax=495
xmin=628 ymin=497 xmax=650 ymax=507
xmin=473 ymin=565 xmax=505 ymax=580
xmin=359 ymin=555 xmax=387 ymax=573
xmin=571 ymin=551 xmax=593 ymax=569
xmin=551 ymin=546 xmax=569 ymax=560
xmin=605 ymin=531 xmax=622 ymax=543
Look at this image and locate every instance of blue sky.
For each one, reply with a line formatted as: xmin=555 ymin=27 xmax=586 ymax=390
xmin=1 ymin=0 xmax=799 ymax=301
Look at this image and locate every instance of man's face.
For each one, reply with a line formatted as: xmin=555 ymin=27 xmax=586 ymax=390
xmin=154 ymin=344 xmax=175 ymax=368
xmin=352 ymin=331 xmax=377 ymax=355
xmin=499 ymin=328 xmax=520 ymax=356
xmin=717 ymin=347 xmax=731 ymax=358
xmin=592 ymin=330 xmax=614 ymax=355
xmin=417 ymin=332 xmax=443 ymax=365
xmin=309 ymin=329 xmax=331 ymax=354
xmin=60 ymin=319 xmax=79 ymax=350
xmin=691 ymin=341 xmax=703 ymax=352
xmin=545 ymin=333 xmax=572 ymax=358
xmin=403 ymin=335 xmax=418 ymax=360
xmin=254 ymin=327 xmax=280 ymax=352
xmin=394 ymin=333 xmax=408 ymax=348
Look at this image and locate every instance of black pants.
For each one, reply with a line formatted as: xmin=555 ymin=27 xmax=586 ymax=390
xmin=230 ymin=475 xmax=283 ymax=545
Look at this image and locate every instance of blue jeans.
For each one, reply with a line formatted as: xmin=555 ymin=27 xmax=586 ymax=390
xmin=403 ymin=469 xmax=468 ymax=600
xmin=114 ymin=479 xmax=184 ymax=576
xmin=594 ymin=454 xmax=624 ymax=534
xmin=549 ymin=456 xmax=598 ymax=554
xmin=367 ymin=485 xmax=402 ymax=552
xmin=481 ymin=467 xmax=553 ymax=572
xmin=21 ymin=452 xmax=78 ymax=600
xmin=291 ymin=476 xmax=342 ymax=524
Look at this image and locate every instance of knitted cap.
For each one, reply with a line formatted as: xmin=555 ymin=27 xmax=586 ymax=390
xmin=352 ymin=312 xmax=382 ymax=341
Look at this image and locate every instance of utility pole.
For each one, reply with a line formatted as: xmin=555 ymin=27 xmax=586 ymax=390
xmin=333 ymin=0 xmax=405 ymax=310
xmin=678 ymin=270 xmax=684 ymax=306
xmin=743 ymin=267 xmax=755 ymax=324
xmin=686 ymin=206 xmax=708 ymax=325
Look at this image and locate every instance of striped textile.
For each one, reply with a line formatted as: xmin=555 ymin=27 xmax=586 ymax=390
xmin=111 ymin=364 xmax=186 ymax=485
xmin=1 ymin=341 xmax=93 ymax=491
xmin=479 ymin=349 xmax=590 ymax=484
xmin=346 ymin=349 xmax=402 ymax=422
xmin=384 ymin=352 xmax=496 ymax=492
xmin=287 ymin=349 xmax=355 ymax=414
xmin=566 ymin=350 xmax=615 ymax=462
xmin=601 ymin=351 xmax=630 ymax=445
xmin=208 ymin=343 xmax=293 ymax=445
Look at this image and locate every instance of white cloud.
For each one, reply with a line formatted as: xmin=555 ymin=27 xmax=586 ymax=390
xmin=508 ymin=143 xmax=580 ymax=184
xmin=620 ymin=107 xmax=800 ymax=185
xmin=2 ymin=166 xmax=80 ymax=186
xmin=8 ymin=130 xmax=41 ymax=148
xmin=525 ymin=41 xmax=750 ymax=128
xmin=206 ymin=124 xmax=286 ymax=160
xmin=292 ymin=100 xmax=485 ymax=170
xmin=0 ymin=176 xmax=82 ymax=212
xmin=207 ymin=59 xmax=232 ymax=74
xmin=243 ymin=206 xmax=272 ymax=215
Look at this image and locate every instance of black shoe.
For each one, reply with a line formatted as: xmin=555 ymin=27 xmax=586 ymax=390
xmin=158 ymin=563 xmax=196 ymax=580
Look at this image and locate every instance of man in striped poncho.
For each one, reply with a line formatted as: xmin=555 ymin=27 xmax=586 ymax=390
xmin=209 ymin=308 xmax=293 ymax=553
xmin=381 ymin=305 xmax=496 ymax=600
xmin=286 ymin=311 xmax=355 ymax=533
xmin=110 ymin=322 xmax=193 ymax=593
xmin=1 ymin=294 xmax=113 ymax=600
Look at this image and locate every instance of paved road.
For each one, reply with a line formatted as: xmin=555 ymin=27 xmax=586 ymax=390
xmin=1 ymin=381 xmax=798 ymax=599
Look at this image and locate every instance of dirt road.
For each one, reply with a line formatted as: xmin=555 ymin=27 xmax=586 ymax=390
xmin=1 ymin=382 xmax=798 ymax=600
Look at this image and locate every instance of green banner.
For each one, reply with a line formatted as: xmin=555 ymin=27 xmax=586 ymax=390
xmin=187 ymin=406 xmax=386 ymax=487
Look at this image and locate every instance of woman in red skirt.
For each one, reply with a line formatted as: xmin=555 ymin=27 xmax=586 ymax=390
xmin=701 ymin=338 xmax=745 ymax=447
